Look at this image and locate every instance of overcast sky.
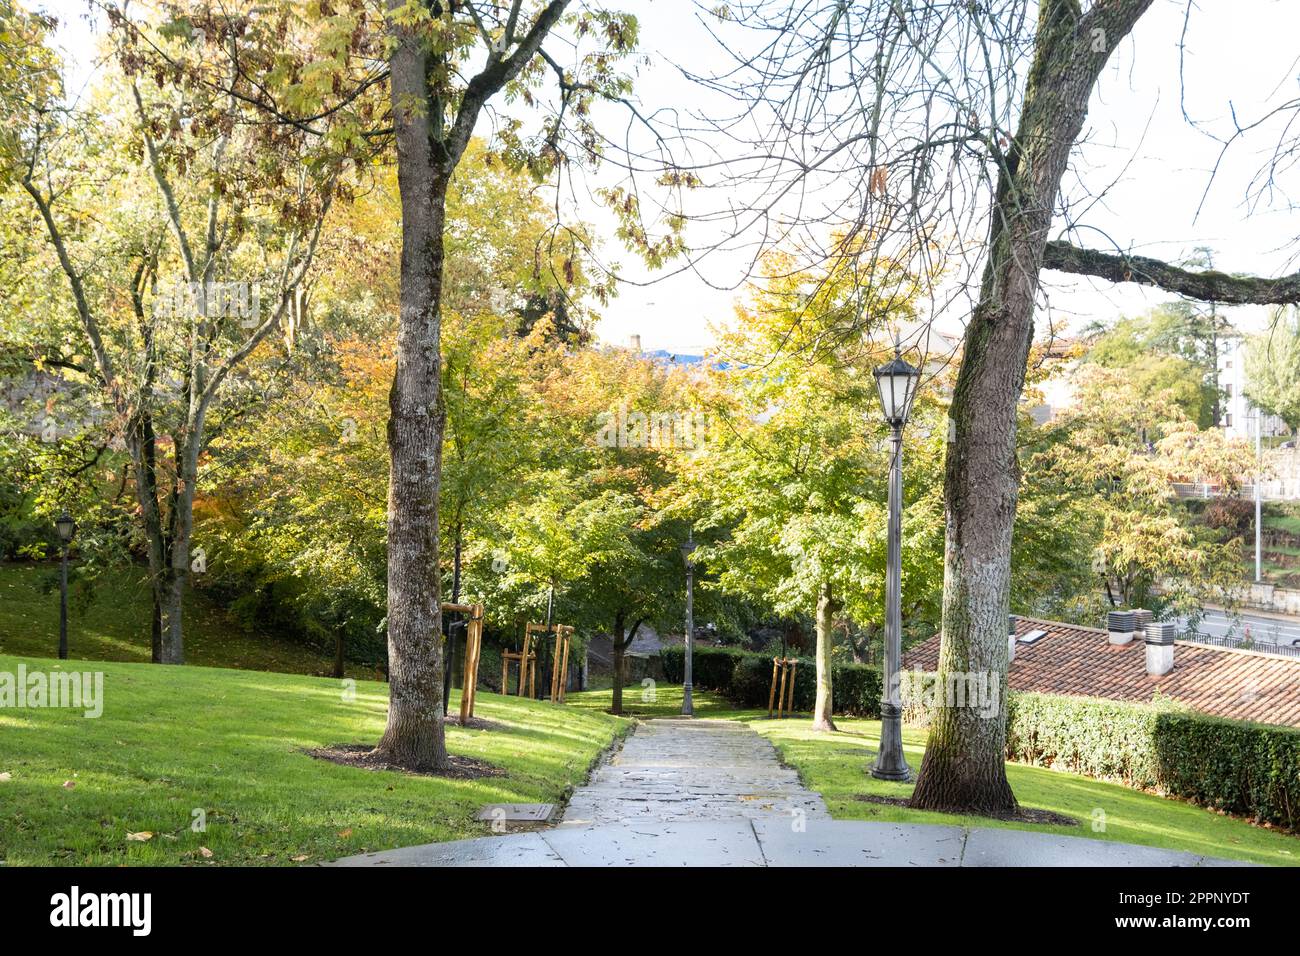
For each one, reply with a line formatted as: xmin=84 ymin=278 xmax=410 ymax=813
xmin=47 ymin=0 xmax=1300 ymax=353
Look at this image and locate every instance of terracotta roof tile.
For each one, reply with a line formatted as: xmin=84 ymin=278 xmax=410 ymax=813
xmin=901 ymin=616 xmax=1300 ymax=728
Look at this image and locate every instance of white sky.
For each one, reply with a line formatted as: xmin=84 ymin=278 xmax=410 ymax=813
xmin=46 ymin=0 xmax=1300 ymax=353
xmin=595 ymin=0 xmax=1300 ymax=352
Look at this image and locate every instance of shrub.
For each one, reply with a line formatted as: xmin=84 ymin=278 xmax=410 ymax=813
xmin=660 ymin=645 xmax=882 ymax=717
xmin=1204 ymin=497 xmax=1254 ymax=532
xmin=996 ymin=691 xmax=1300 ymax=831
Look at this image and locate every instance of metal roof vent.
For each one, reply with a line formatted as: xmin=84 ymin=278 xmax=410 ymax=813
xmin=1107 ymin=610 xmax=1136 ymax=645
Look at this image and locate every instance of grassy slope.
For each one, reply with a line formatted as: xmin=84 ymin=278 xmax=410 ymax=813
xmin=569 ymin=687 xmax=1300 ymax=866
xmin=0 ymin=562 xmax=375 ymax=678
xmin=0 ymin=654 xmax=629 ymax=866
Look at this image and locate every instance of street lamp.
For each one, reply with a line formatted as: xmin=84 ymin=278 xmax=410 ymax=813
xmin=871 ymin=350 xmax=921 ymax=781
xmin=55 ymin=511 xmax=76 ymax=661
xmin=680 ymin=529 xmax=697 ymax=717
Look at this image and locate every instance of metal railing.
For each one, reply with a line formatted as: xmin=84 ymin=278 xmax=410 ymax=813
xmin=1170 ymin=480 xmax=1300 ymax=501
xmin=1180 ymin=630 xmax=1300 ymax=659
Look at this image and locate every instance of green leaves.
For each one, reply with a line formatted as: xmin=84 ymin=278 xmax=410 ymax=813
xmin=1244 ymin=307 xmax=1300 ymax=434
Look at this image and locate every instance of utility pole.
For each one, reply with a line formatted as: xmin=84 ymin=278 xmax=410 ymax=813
xmin=1256 ymin=410 xmax=1263 ymax=584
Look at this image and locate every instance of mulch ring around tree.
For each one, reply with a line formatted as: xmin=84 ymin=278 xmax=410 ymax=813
xmin=442 ymin=714 xmax=503 ymax=731
xmin=305 ymin=744 xmax=505 ymax=780
xmin=852 ymin=793 xmax=1078 ymax=828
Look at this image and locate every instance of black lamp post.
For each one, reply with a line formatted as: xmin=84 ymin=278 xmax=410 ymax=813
xmin=55 ymin=511 xmax=76 ymax=660
xmin=680 ymin=530 xmax=697 ymax=717
xmin=871 ymin=350 xmax=920 ymax=781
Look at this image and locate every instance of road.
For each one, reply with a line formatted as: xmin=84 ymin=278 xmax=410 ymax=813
xmin=1176 ymin=607 xmax=1300 ymax=649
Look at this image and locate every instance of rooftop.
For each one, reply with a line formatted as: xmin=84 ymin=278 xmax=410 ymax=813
xmin=902 ymin=616 xmax=1300 ymax=728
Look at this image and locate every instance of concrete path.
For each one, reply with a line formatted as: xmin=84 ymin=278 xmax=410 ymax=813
xmin=329 ymin=718 xmax=1253 ymax=867
xmin=330 ymin=819 xmax=1250 ymax=868
xmin=560 ymin=718 xmax=829 ymax=826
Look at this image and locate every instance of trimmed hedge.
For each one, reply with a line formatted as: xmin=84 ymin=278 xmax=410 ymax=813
xmin=909 ymin=685 xmax=1300 ymax=831
xmin=1005 ymin=692 xmax=1300 ymax=830
xmin=660 ymin=645 xmax=883 ymax=717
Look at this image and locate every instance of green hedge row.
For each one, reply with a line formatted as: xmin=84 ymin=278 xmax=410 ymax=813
xmin=1007 ymin=692 xmax=1300 ymax=829
xmin=909 ymin=685 xmax=1300 ymax=831
xmin=660 ymin=645 xmax=884 ymax=717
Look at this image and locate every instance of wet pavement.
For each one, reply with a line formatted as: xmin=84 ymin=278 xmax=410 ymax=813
xmin=329 ymin=718 xmax=1254 ymax=867
xmin=559 ymin=718 xmax=829 ymax=826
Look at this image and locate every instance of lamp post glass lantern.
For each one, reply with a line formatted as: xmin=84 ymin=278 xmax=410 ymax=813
xmin=681 ymin=531 xmax=697 ymax=717
xmin=871 ymin=351 xmax=920 ymax=781
xmin=56 ymin=511 xmax=76 ymax=661
xmin=873 ymin=353 xmax=921 ymax=427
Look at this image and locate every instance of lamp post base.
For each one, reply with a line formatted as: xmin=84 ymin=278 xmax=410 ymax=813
xmin=870 ymin=702 xmax=911 ymax=781
xmin=681 ymin=682 xmax=694 ymax=717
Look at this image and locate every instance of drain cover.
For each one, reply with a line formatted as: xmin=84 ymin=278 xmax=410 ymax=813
xmin=475 ymin=803 xmax=555 ymax=823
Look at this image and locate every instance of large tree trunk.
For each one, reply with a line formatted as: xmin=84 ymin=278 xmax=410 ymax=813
xmin=812 ymin=582 xmax=838 ymax=732
xmin=911 ymin=0 xmax=1154 ymax=813
xmin=373 ymin=18 xmax=450 ymax=771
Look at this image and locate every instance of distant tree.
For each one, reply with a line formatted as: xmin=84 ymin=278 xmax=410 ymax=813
xmin=1245 ymin=308 xmax=1300 ymax=439
xmin=1084 ymin=306 xmax=1220 ymax=429
xmin=686 ymin=249 xmax=944 ymax=732
xmin=1031 ymin=367 xmax=1248 ymax=616
xmin=12 ymin=22 xmax=337 ymax=664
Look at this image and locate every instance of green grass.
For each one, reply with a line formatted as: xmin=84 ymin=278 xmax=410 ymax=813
xmin=0 ymin=653 xmax=629 ymax=865
xmin=565 ymin=682 xmax=753 ymax=719
xmin=748 ymin=717 xmax=1299 ymax=867
xmin=566 ymin=689 xmax=1300 ymax=866
xmin=1264 ymin=508 xmax=1300 ymax=538
xmin=0 ymin=562 xmax=375 ymax=679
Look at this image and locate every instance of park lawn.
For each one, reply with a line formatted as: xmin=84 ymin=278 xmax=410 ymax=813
xmin=0 ymin=561 xmax=376 ymax=679
xmin=565 ymin=682 xmax=751 ymax=718
xmin=745 ymin=716 xmax=1300 ymax=867
xmin=0 ymin=653 xmax=630 ymax=866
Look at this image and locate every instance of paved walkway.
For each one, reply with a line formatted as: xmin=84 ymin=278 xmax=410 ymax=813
xmin=330 ymin=719 xmax=1252 ymax=868
xmin=560 ymin=718 xmax=828 ymax=826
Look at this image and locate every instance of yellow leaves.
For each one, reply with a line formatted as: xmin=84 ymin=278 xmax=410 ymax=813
xmin=385 ymin=0 xmax=434 ymax=30
xmin=126 ymin=831 xmax=153 ymax=842
xmin=298 ymin=60 xmax=340 ymax=98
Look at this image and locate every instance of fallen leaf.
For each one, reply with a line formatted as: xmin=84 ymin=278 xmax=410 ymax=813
xmin=337 ymin=828 xmax=353 ymax=838
xmin=62 ymin=780 xmax=75 ymax=789
xmin=290 ymin=854 xmax=310 ymax=862
xmin=126 ymin=831 xmax=153 ymax=842
xmin=0 ymin=772 xmax=10 ymax=782
xmin=198 ymin=846 xmax=213 ymax=859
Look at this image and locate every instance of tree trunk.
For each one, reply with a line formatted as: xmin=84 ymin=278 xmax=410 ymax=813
xmin=128 ymin=414 xmax=168 ymax=664
xmin=911 ymin=0 xmax=1154 ymax=814
xmin=610 ymin=609 xmax=626 ymax=716
xmin=156 ymin=433 xmax=200 ymax=665
xmin=150 ymin=597 xmax=163 ymax=664
xmin=812 ymin=582 xmax=838 ymax=731
xmin=373 ymin=18 xmax=450 ymax=771
xmin=160 ymin=563 xmax=186 ymax=664
xmin=451 ymin=520 xmax=463 ymax=601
